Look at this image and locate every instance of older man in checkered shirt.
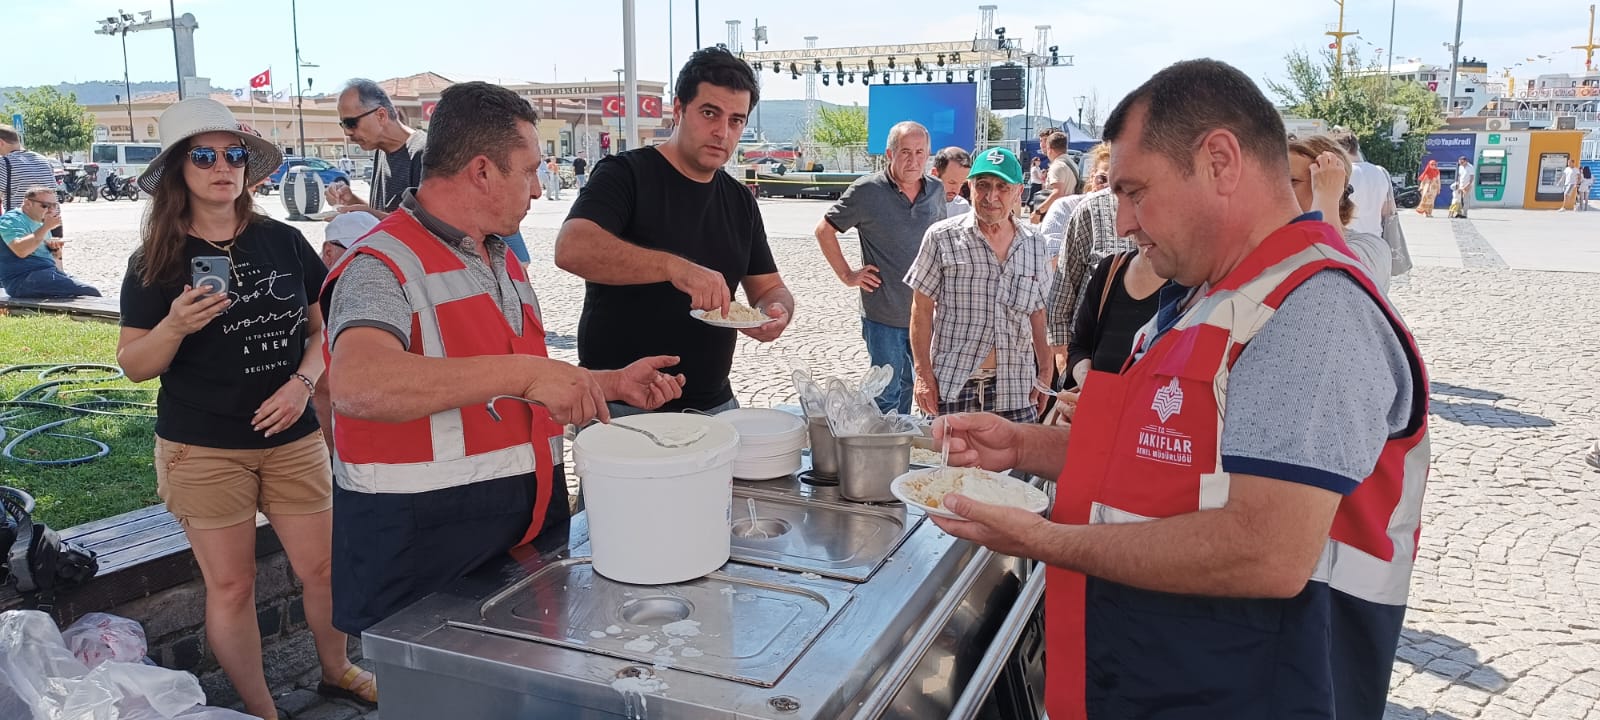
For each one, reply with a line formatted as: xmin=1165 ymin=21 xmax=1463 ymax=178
xmin=907 ymin=147 xmax=1053 ymax=422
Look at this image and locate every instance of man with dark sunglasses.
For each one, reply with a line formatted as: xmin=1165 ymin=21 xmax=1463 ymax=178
xmin=0 ymin=186 xmax=100 ymax=298
xmin=325 ymin=78 xmax=426 ymax=219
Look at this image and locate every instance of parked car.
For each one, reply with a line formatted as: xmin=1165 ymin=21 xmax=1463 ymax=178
xmin=260 ymin=156 xmax=351 ymax=195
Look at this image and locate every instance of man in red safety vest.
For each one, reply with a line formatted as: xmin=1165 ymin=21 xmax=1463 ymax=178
xmin=932 ymin=59 xmax=1429 ymax=720
xmin=319 ymin=81 xmax=686 ymax=637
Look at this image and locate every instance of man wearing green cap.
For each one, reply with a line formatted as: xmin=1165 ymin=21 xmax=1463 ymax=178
xmin=906 ymin=147 xmax=1053 ymax=422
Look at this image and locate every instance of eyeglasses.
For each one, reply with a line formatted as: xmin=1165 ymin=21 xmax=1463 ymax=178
xmin=189 ymin=146 xmax=250 ymax=170
xmin=340 ymin=106 xmax=382 ymax=130
xmin=28 ymin=198 xmax=59 ymax=210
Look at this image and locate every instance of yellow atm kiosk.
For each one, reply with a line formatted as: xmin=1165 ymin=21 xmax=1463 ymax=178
xmin=1523 ymin=131 xmax=1584 ymax=209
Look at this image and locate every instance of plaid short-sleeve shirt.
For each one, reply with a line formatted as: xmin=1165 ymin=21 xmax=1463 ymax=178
xmin=905 ymin=212 xmax=1049 ymax=412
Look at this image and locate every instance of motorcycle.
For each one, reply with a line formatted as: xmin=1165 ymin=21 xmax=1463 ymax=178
xmin=59 ymin=167 xmax=98 ymax=203
xmin=100 ymin=170 xmax=141 ymax=201
xmin=1393 ymin=181 xmax=1421 ymax=210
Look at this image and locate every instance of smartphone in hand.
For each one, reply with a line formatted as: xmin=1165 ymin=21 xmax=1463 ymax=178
xmin=191 ymin=255 xmax=231 ymax=296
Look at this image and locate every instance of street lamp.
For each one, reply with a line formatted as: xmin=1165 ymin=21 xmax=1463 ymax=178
xmin=291 ymin=0 xmax=311 ymax=155
xmin=96 ymin=12 xmax=138 ymax=141
xmin=1074 ymin=95 xmax=1087 ymax=126
xmin=1445 ymin=0 xmax=1465 ymax=117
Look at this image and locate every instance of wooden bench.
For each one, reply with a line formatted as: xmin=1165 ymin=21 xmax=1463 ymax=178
xmin=0 ymin=504 xmax=281 ymax=623
xmin=0 ymin=290 xmax=121 ymax=321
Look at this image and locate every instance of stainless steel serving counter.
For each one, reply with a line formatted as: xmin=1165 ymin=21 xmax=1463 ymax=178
xmin=363 ymin=465 xmax=1045 ymax=720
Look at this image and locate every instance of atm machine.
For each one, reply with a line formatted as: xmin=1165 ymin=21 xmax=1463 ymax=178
xmin=1475 ymin=149 xmax=1507 ymax=203
xmin=1534 ymin=151 xmax=1572 ymax=203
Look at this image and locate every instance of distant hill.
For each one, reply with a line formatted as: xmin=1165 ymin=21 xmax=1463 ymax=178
xmin=0 ymin=80 xmax=222 ymax=106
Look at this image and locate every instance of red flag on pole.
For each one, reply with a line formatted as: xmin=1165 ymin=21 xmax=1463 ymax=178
xmin=249 ymin=70 xmax=272 ymax=89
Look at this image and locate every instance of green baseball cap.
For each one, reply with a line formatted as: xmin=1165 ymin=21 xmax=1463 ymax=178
xmin=967 ymin=147 xmax=1024 ymax=184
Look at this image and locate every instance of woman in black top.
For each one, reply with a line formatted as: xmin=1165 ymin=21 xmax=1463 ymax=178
xmin=114 ymin=98 xmax=373 ymax=716
xmin=1067 ymin=246 xmax=1166 ymax=389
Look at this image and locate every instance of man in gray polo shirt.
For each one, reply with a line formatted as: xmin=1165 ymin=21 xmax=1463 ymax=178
xmin=814 ymin=121 xmax=945 ymax=414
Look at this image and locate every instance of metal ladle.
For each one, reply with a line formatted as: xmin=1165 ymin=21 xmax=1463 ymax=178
xmin=485 ymin=395 xmax=704 ymax=448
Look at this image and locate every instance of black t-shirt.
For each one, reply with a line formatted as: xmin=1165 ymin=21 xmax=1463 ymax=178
xmin=566 ymin=147 xmax=777 ymax=411
xmin=120 ymin=218 xmax=328 ymax=449
xmin=572 ymin=157 xmax=587 ymax=175
xmin=1068 ymin=252 xmax=1163 ymax=377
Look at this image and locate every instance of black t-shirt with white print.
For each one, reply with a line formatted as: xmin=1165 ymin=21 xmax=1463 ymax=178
xmin=120 ymin=218 xmax=328 ymax=449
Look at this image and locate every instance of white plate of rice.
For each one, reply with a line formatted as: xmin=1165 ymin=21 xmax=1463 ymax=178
xmin=690 ymin=302 xmax=771 ymax=328
xmin=891 ymin=466 xmax=1049 ymax=519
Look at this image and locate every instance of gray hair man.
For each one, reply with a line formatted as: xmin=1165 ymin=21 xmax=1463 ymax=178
xmin=325 ymin=78 xmax=427 ymax=218
xmin=814 ymin=120 xmax=946 ymax=414
xmin=907 ymin=147 xmax=1052 ymax=422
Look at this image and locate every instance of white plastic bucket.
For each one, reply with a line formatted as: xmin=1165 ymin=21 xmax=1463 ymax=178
xmin=574 ymin=413 xmax=741 ymax=585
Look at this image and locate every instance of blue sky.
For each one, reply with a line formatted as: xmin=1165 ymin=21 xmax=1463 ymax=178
xmin=15 ymin=0 xmax=1598 ymax=117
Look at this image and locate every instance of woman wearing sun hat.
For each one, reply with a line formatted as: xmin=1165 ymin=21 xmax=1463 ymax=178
xmin=113 ymin=97 xmax=375 ymax=717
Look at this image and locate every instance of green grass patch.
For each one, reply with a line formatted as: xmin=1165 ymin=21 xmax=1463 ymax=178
xmin=0 ymin=316 xmax=161 ymax=528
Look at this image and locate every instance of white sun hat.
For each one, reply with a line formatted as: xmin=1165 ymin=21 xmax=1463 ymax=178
xmin=137 ymin=97 xmax=282 ymax=195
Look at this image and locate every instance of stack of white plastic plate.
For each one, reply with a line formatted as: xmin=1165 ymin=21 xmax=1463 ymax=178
xmin=717 ymin=408 xmax=809 ymax=479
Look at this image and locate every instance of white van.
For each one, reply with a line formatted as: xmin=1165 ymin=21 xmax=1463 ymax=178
xmin=88 ymin=143 xmax=163 ymax=187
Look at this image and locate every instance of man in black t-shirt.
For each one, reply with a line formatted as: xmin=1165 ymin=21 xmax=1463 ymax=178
xmin=572 ymin=153 xmax=588 ymax=189
xmin=556 ymin=47 xmax=795 ymax=414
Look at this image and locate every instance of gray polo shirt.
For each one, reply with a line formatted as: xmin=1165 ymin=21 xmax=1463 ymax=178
xmin=824 ymin=171 xmax=947 ymax=328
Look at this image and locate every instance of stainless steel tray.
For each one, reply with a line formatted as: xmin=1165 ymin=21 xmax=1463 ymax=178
xmin=729 ymin=490 xmax=923 ymax=583
xmin=446 ymin=558 xmax=852 ymax=688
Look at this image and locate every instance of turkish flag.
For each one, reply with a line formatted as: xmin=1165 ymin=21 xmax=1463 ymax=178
xmin=249 ymin=69 xmax=271 ymax=89
xmin=601 ymin=95 xmax=624 ymax=118
xmin=421 ymin=101 xmax=438 ymax=121
xmin=638 ymin=95 xmax=662 ymax=118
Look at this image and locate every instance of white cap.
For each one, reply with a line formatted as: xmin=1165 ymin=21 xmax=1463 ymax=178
xmin=325 ymin=212 xmax=379 ymax=248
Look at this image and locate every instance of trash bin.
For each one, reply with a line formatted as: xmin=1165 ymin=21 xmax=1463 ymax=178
xmin=281 ymin=166 xmax=327 ymax=221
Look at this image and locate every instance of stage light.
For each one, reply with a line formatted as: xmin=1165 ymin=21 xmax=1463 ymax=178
xmin=887 ymin=56 xmax=896 ymax=69
xmin=862 ymin=73 xmax=871 ymax=85
xmin=883 ymin=72 xmax=891 ymax=84
xmin=937 ymin=54 xmax=946 ymax=67
xmin=791 ymin=62 xmax=800 ymax=79
xmin=847 ymin=72 xmax=855 ymax=84
xmin=822 ymin=74 xmax=830 ymax=86
xmin=773 ymin=63 xmax=782 ymax=74
xmin=753 ymin=62 xmax=762 ymax=72
xmin=967 ymin=70 xmax=976 ymax=82
xmin=950 ymin=52 xmax=960 ymax=64
xmin=914 ymin=57 xmax=925 ymax=74
xmin=1050 ymin=45 xmax=1060 ymax=66
xmin=902 ymin=71 xmax=910 ymax=82
xmin=867 ymin=58 xmax=876 ymax=73
xmin=946 ymin=71 xmax=954 ymax=83
xmin=814 ymin=59 xmax=822 ymax=73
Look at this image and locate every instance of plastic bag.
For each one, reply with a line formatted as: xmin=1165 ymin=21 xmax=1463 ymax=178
xmin=0 ymin=610 xmax=255 ymax=720
xmin=63 ymin=612 xmax=149 ymax=669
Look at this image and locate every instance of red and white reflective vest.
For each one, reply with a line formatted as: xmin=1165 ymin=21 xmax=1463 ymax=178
xmin=321 ymin=210 xmax=564 ymax=544
xmin=1045 ymin=220 xmax=1430 ymax=718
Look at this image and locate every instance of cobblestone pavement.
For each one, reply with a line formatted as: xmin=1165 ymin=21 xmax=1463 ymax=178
xmin=33 ymin=197 xmax=1600 ymax=719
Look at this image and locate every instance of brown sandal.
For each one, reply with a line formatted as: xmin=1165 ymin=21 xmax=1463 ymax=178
xmin=316 ymin=664 xmax=378 ymax=706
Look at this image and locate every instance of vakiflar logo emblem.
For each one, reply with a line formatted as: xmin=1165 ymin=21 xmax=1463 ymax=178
xmin=1151 ymin=377 xmax=1184 ymax=423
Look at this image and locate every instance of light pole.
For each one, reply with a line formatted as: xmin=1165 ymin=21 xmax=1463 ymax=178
xmin=1074 ymin=95 xmax=1087 ymax=126
xmin=614 ymin=68 xmax=624 ymax=153
xmin=753 ymin=21 xmax=767 ymax=141
xmin=291 ymin=0 xmax=308 ymax=155
xmin=96 ymin=13 xmax=139 ymax=140
xmin=1446 ymin=0 xmax=1465 ymax=117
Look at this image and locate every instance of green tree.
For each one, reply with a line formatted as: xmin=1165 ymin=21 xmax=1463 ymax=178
xmin=2 ymin=86 xmax=97 ymax=158
xmin=1267 ymin=47 xmax=1443 ymax=180
xmin=808 ymin=105 xmax=868 ymax=147
xmin=980 ymin=110 xmax=1005 ymax=142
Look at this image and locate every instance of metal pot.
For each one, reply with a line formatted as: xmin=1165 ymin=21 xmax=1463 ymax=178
xmin=807 ymin=417 xmax=841 ymax=478
xmin=837 ymin=433 xmax=912 ymax=502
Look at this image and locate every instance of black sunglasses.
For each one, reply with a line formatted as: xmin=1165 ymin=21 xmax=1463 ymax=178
xmin=189 ymin=146 xmax=250 ymax=170
xmin=340 ymin=106 xmax=381 ymax=130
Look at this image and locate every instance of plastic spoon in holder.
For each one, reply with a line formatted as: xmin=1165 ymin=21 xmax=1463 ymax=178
xmin=484 ymin=395 xmax=704 ymax=448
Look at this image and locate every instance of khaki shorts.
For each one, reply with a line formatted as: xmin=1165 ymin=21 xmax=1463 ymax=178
xmin=154 ymin=432 xmax=333 ymax=530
